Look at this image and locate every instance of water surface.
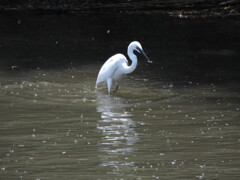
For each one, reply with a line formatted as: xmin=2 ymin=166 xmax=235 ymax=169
xmin=0 ymin=13 xmax=239 ymax=179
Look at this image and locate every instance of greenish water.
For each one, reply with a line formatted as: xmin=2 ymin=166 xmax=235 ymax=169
xmin=0 ymin=12 xmax=240 ymax=179
xmin=0 ymin=65 xmax=239 ymax=179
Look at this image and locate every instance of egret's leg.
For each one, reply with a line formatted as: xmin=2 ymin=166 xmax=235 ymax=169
xmin=107 ymin=79 xmax=113 ymax=94
xmin=113 ymin=85 xmax=119 ymax=93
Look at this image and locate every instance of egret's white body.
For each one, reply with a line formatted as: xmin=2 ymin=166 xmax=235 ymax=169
xmin=96 ymin=41 xmax=150 ymax=94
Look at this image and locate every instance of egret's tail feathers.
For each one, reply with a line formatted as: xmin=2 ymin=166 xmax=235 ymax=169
xmin=95 ymin=84 xmax=98 ymax=89
xmin=95 ymin=82 xmax=102 ymax=89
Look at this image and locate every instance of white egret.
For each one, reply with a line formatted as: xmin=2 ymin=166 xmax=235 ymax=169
xmin=96 ymin=41 xmax=151 ymax=94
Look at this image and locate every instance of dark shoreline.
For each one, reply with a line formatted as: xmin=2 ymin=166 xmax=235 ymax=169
xmin=0 ymin=0 xmax=239 ymax=18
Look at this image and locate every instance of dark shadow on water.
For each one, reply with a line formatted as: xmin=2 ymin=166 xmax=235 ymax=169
xmin=0 ymin=12 xmax=239 ymax=84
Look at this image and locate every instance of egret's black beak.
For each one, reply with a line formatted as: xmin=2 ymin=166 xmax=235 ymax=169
xmin=136 ymin=47 xmax=153 ymax=63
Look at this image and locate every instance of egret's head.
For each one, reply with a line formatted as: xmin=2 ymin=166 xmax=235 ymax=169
xmin=128 ymin=41 xmax=152 ymax=63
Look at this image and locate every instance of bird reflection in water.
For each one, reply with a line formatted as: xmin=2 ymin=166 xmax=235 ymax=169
xmin=96 ymin=93 xmax=138 ymax=173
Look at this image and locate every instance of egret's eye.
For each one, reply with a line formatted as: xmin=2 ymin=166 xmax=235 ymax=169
xmin=135 ymin=46 xmax=142 ymax=53
xmin=133 ymin=49 xmax=140 ymax=54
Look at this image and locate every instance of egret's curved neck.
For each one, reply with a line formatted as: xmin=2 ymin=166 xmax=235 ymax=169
xmin=124 ymin=48 xmax=138 ymax=74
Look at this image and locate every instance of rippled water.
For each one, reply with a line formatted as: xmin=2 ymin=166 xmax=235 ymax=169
xmin=0 ymin=12 xmax=240 ymax=179
xmin=0 ymin=64 xmax=239 ymax=179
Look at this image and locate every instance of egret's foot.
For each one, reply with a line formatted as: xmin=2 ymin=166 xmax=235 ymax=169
xmin=112 ymin=85 xmax=119 ymax=93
